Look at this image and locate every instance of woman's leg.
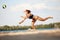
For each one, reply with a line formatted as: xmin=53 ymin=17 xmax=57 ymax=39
xmin=38 ymin=16 xmax=53 ymax=21
xmin=34 ymin=16 xmax=53 ymax=21
xmin=31 ymin=18 xmax=36 ymax=29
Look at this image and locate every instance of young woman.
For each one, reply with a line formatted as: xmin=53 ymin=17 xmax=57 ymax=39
xmin=19 ymin=9 xmax=53 ymax=29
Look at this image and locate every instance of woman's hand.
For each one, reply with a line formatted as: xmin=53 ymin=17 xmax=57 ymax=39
xmin=19 ymin=22 xmax=22 ymax=24
xmin=19 ymin=18 xmax=26 ymax=24
xmin=19 ymin=16 xmax=27 ymax=24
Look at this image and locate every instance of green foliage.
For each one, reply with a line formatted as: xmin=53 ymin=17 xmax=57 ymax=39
xmin=0 ymin=22 xmax=60 ymax=31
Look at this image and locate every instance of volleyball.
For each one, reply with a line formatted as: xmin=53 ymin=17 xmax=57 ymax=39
xmin=2 ymin=4 xmax=7 ymax=9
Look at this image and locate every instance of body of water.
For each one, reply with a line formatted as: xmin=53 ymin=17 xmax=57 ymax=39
xmin=0 ymin=28 xmax=56 ymax=32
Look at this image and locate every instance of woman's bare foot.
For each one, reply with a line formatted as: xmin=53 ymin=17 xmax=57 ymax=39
xmin=48 ymin=16 xmax=53 ymax=19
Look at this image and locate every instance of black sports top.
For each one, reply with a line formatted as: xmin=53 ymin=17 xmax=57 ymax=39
xmin=28 ymin=14 xmax=34 ymax=19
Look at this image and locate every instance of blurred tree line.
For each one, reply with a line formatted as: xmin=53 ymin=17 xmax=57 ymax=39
xmin=0 ymin=22 xmax=60 ymax=31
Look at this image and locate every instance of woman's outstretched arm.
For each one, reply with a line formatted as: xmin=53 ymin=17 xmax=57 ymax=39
xmin=19 ymin=16 xmax=27 ymax=24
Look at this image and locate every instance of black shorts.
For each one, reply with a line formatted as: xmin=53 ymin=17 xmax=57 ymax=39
xmin=32 ymin=18 xmax=36 ymax=22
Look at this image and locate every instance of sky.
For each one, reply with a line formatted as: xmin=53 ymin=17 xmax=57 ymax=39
xmin=0 ymin=0 xmax=60 ymax=26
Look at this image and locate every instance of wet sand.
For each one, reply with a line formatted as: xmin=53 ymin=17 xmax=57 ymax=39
xmin=0 ymin=29 xmax=60 ymax=40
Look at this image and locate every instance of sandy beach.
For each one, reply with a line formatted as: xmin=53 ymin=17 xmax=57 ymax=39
xmin=0 ymin=29 xmax=60 ymax=40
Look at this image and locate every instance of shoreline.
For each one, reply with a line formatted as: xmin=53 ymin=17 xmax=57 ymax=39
xmin=0 ymin=29 xmax=60 ymax=36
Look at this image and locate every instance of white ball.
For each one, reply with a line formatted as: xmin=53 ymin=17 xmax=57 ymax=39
xmin=2 ymin=4 xmax=7 ymax=9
